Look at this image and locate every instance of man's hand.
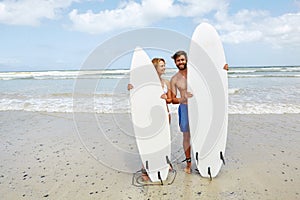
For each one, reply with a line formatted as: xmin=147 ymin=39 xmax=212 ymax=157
xmin=185 ymin=92 xmax=193 ymax=99
xmin=223 ymin=64 xmax=228 ymax=71
xmin=180 ymin=92 xmax=193 ymax=103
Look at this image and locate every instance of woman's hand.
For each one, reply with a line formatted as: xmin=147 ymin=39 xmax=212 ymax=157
xmin=161 ymin=93 xmax=167 ymax=100
xmin=127 ymin=84 xmax=133 ymax=90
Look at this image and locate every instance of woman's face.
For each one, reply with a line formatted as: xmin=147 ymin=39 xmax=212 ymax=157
xmin=156 ymin=60 xmax=166 ymax=76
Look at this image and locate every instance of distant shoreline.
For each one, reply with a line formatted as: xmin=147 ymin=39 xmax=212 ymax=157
xmin=1 ymin=65 xmax=300 ymax=73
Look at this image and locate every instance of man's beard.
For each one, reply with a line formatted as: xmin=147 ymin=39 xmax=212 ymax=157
xmin=177 ymin=63 xmax=187 ymax=70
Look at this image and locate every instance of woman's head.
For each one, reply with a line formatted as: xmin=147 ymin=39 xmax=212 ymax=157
xmin=152 ymin=58 xmax=166 ymax=76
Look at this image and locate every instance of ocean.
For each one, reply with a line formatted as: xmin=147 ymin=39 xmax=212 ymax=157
xmin=0 ymin=66 xmax=299 ymax=114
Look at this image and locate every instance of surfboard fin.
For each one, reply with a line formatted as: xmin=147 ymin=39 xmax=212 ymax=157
xmin=220 ymin=151 xmax=225 ymax=165
xmin=195 ymin=152 xmax=199 ymax=165
xmin=157 ymin=171 xmax=163 ymax=185
xmin=166 ymin=156 xmax=173 ymax=170
xmin=145 ymin=160 xmax=149 ymax=170
xmin=208 ymin=167 xmax=212 ymax=181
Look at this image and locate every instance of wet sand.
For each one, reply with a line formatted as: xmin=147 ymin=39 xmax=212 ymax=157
xmin=0 ymin=111 xmax=299 ymax=199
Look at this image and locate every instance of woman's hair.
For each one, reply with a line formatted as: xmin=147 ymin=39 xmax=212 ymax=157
xmin=151 ymin=58 xmax=165 ymax=69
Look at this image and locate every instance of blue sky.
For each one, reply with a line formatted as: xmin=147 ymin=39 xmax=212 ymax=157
xmin=0 ymin=0 xmax=300 ymax=71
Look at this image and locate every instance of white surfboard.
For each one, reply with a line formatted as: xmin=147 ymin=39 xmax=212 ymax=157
xmin=188 ymin=23 xmax=228 ymax=178
xmin=130 ymin=47 xmax=171 ymax=182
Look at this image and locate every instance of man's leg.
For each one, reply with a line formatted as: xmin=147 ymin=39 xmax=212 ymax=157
xmin=183 ymin=131 xmax=191 ymax=174
xmin=179 ymin=104 xmax=191 ymax=173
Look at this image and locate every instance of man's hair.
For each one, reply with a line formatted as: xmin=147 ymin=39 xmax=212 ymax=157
xmin=171 ymin=50 xmax=187 ymax=61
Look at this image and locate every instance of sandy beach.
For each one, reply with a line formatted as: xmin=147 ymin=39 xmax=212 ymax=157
xmin=0 ymin=111 xmax=299 ymax=199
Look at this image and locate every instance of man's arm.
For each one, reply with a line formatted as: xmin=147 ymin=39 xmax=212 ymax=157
xmin=170 ymin=77 xmax=181 ymax=104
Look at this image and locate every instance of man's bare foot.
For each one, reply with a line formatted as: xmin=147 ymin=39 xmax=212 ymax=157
xmin=184 ymin=166 xmax=191 ymax=174
xmin=182 ymin=157 xmax=191 ymax=174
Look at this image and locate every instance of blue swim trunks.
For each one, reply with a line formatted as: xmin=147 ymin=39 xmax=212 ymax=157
xmin=178 ymin=104 xmax=189 ymax=132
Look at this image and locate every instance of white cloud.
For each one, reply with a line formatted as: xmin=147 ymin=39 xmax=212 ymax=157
xmin=0 ymin=0 xmax=77 ymax=26
xmin=178 ymin=0 xmax=227 ymax=17
xmin=217 ymin=10 xmax=300 ymax=48
xmin=69 ymin=1 xmax=145 ymax=34
xmin=264 ymin=13 xmax=300 ymax=48
xmin=67 ymin=0 xmax=300 ymax=48
xmin=1 ymin=0 xmax=300 ymax=49
xmin=221 ymin=30 xmax=263 ymax=44
xmin=68 ymin=0 xmax=227 ymax=34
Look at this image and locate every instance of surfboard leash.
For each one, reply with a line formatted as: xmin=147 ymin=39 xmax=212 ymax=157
xmin=132 ymin=169 xmax=177 ymax=187
xmin=131 ymin=169 xmax=177 ymax=187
